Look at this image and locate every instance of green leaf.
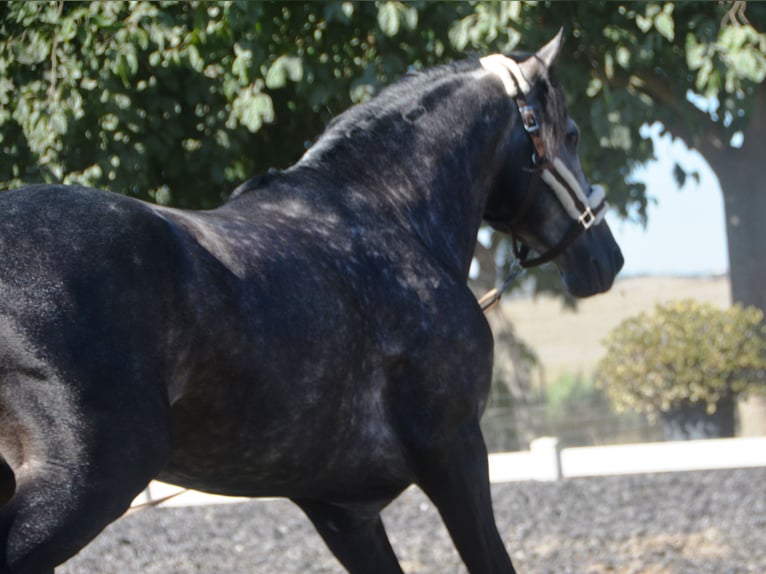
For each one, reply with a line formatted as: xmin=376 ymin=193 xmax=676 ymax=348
xmin=635 ymin=14 xmax=653 ymax=34
xmin=604 ymin=52 xmax=614 ymax=80
xmin=696 ymin=59 xmax=713 ymax=91
xmin=672 ymin=162 xmax=686 ymax=188
xmin=125 ymin=50 xmax=138 ymax=76
xmin=228 ymin=87 xmax=274 ymax=133
xmin=500 ymin=1 xmax=522 ymax=23
xmin=155 ymin=185 xmax=172 ymax=206
xmin=187 ymin=44 xmax=203 ymax=73
xmin=265 ymin=64 xmax=286 ymax=90
xmin=377 ymin=2 xmax=400 ymax=37
xmin=400 ymin=4 xmax=418 ymax=31
xmin=586 ymin=77 xmax=603 ymax=98
xmin=232 ymin=44 xmax=253 ymax=83
xmin=720 ymin=25 xmax=752 ymax=50
xmin=265 ymin=55 xmax=303 ymax=90
xmin=616 ymin=46 xmax=631 ymax=69
xmin=685 ymin=33 xmax=707 ymax=70
xmin=252 ymin=92 xmax=275 ymax=123
xmin=449 ymin=18 xmax=470 ymax=51
xmin=728 ymin=47 xmax=766 ymax=83
xmin=645 ymin=3 xmax=661 ymax=19
xmin=60 ymin=16 xmax=77 ymax=42
xmin=654 ymin=4 xmax=674 ymax=42
xmin=690 ymin=170 xmax=701 ymax=186
xmin=282 ymin=56 xmax=303 ymax=83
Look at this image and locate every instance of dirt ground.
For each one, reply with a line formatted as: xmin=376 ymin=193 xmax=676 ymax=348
xmin=62 ymin=467 xmax=766 ymax=574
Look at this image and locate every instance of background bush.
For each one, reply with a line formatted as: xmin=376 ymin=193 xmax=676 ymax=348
xmin=595 ymin=299 xmax=766 ymax=417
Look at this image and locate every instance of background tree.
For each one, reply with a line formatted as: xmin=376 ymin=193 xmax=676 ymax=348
xmin=0 ymin=1 xmax=472 ymax=207
xmin=1 ymin=1 xmax=764 ymax=312
xmin=545 ymin=2 xmax=765 ymax=313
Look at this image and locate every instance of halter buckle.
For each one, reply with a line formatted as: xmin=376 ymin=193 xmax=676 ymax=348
xmin=519 ymin=105 xmax=540 ymax=134
xmin=578 ymin=207 xmax=596 ymax=230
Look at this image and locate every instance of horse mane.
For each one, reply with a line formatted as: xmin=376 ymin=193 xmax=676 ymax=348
xmin=306 ymin=53 xmax=568 ymax=167
xmin=507 ymin=50 xmax=568 ymax=160
xmin=326 ymin=60 xmax=478 ymax=127
xmin=231 ymin=54 xmax=568 ymax=198
xmin=229 ymin=64 xmax=474 ymax=199
xmin=298 ymin=59 xmax=481 ymax=167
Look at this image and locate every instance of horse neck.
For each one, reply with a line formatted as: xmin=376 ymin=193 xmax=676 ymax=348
xmin=295 ymin=71 xmax=515 ymax=280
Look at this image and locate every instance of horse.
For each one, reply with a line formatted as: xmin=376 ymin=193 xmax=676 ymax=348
xmin=0 ymin=31 xmax=622 ymax=573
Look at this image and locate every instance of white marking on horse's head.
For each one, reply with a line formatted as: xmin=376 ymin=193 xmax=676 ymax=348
xmin=479 ymin=30 xmax=565 ymax=97
xmin=479 ymin=54 xmax=529 ymax=96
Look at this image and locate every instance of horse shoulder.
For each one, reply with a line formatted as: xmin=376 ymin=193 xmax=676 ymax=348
xmin=369 ymin=257 xmax=495 ymax=448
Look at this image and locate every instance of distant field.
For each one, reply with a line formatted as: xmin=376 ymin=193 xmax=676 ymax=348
xmin=499 ymin=275 xmax=731 ymax=384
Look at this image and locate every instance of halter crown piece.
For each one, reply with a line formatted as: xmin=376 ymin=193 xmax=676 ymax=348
xmin=479 ymin=54 xmax=609 ymax=267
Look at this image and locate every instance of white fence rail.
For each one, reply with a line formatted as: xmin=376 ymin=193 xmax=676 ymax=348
xmin=133 ymin=436 xmax=766 ymax=509
xmin=488 ymin=435 xmax=766 ymax=482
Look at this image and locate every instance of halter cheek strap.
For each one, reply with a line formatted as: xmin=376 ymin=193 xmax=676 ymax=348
xmin=479 ymin=54 xmax=609 ymax=266
xmin=541 ymin=160 xmax=607 ymax=230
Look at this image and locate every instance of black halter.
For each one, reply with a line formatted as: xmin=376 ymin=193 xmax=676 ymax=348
xmin=499 ymin=71 xmax=608 ymax=268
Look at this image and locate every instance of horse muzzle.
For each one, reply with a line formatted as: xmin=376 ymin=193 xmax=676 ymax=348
xmin=559 ymin=221 xmax=624 ymax=298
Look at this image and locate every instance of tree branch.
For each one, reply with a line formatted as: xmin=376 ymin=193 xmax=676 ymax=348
xmin=631 ymin=70 xmax=729 ymax=154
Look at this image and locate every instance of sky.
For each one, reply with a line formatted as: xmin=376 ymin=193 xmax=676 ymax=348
xmin=608 ymin=124 xmax=729 ymax=277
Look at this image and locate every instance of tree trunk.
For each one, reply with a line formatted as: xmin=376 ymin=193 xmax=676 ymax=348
xmin=701 ymin=85 xmax=766 ymax=311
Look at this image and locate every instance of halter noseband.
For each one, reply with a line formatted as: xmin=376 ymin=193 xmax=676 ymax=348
xmin=480 ymin=54 xmax=609 ymax=268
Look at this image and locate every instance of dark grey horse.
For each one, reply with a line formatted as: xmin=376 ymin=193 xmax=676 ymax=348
xmin=0 ymin=32 xmax=622 ymax=573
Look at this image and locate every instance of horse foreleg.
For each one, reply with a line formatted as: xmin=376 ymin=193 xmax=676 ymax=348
xmin=412 ymin=421 xmax=517 ymax=574
xmin=293 ymin=498 xmax=405 ymax=574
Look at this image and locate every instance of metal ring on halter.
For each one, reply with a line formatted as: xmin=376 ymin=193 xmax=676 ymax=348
xmin=578 ymin=207 xmax=596 ymax=230
xmin=519 ymin=105 xmax=540 ymax=133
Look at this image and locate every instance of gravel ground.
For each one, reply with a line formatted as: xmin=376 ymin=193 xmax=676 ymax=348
xmin=60 ymin=468 xmax=766 ymax=574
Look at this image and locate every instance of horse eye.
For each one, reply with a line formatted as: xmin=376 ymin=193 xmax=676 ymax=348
xmin=567 ymin=129 xmax=579 ymax=148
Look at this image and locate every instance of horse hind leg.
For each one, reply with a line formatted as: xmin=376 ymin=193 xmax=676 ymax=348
xmin=0 ymin=459 xmax=14 ymax=510
xmin=293 ymin=498 xmax=405 ymax=574
xmin=0 ymin=370 xmax=172 ymax=573
xmin=0 ymin=467 xmax=82 ymax=574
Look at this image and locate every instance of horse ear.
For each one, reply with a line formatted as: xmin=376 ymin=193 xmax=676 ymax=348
xmin=535 ymin=28 xmax=565 ymax=70
xmin=518 ymin=28 xmax=564 ymax=84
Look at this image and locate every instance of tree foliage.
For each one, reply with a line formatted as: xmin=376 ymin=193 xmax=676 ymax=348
xmin=2 ymin=2 xmax=757 ymax=206
xmin=0 ymin=1 xmax=474 ymax=207
xmin=1 ymin=2 xmax=764 ymax=285
xmin=595 ymin=299 xmax=766 ymax=416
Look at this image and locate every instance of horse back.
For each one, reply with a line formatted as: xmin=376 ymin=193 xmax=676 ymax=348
xmin=0 ymin=183 xmax=493 ymax=500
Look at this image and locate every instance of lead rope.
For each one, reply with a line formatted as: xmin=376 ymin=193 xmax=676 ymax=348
xmin=478 ymin=259 xmax=525 ymax=313
xmin=127 ymin=488 xmax=189 ymax=515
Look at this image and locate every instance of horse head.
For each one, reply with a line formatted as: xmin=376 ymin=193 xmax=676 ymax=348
xmin=482 ymin=31 xmax=624 ymax=297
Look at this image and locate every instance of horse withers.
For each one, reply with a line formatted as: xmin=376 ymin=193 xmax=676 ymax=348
xmin=0 ymin=31 xmax=621 ymax=573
